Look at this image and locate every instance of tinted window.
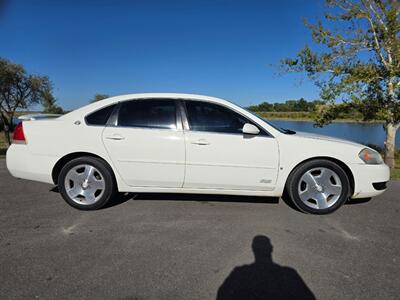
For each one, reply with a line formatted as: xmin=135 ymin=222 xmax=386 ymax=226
xmin=118 ymin=99 xmax=177 ymax=129
xmin=85 ymin=104 xmax=116 ymax=126
xmin=185 ymin=101 xmax=250 ymax=134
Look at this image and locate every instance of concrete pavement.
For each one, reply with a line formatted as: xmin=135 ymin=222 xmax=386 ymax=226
xmin=0 ymin=160 xmax=399 ymax=299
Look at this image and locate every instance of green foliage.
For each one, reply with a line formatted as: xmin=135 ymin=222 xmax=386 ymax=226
xmin=0 ymin=57 xmax=61 ymax=146
xmin=254 ymin=111 xmax=316 ymax=120
xmin=254 ymin=110 xmax=367 ymax=121
xmin=42 ymin=92 xmax=64 ymax=114
xmin=281 ymin=0 xmax=400 ymax=123
xmin=392 ymin=152 xmax=400 ymax=179
xmin=281 ymin=0 xmax=400 ymax=167
xmin=90 ymin=94 xmax=110 ymax=103
xmin=247 ymin=98 xmax=323 ymax=112
xmin=248 ymin=98 xmax=370 ymax=122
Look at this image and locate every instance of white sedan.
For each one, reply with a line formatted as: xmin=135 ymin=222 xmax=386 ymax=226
xmin=6 ymin=93 xmax=390 ymax=214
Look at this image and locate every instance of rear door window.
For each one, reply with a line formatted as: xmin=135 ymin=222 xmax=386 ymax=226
xmin=118 ymin=99 xmax=177 ymax=129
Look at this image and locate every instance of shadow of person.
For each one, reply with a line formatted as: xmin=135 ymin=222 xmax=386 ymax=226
xmin=217 ymin=235 xmax=315 ymax=300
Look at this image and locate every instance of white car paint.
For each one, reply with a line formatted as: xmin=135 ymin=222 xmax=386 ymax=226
xmin=183 ymin=129 xmax=279 ymax=190
xmin=6 ymin=93 xmax=390 ymax=200
xmin=103 ymin=125 xmax=186 ymax=188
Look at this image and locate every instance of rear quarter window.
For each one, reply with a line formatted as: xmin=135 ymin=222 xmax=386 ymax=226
xmin=85 ymin=104 xmax=116 ymax=126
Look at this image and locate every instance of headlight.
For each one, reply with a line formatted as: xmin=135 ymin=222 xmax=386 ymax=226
xmin=358 ymin=148 xmax=383 ymax=164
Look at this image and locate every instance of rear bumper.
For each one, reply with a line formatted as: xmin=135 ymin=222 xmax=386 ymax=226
xmin=349 ymin=163 xmax=390 ymax=198
xmin=6 ymin=144 xmax=56 ymax=184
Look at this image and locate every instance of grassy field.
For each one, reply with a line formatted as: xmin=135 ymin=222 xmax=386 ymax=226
xmin=255 ymin=111 xmax=317 ymax=121
xmin=0 ymin=131 xmax=399 ymax=179
xmin=392 ymin=151 xmax=400 ymax=180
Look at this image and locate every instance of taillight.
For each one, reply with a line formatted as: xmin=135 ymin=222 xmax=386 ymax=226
xmin=13 ymin=122 xmax=26 ymax=144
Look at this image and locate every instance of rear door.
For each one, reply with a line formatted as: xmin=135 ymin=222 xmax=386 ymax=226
xmin=102 ymin=99 xmax=185 ymax=188
xmin=182 ymin=100 xmax=279 ymax=191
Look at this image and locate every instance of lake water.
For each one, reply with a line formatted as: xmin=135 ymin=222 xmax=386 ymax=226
xmin=269 ymin=120 xmax=400 ymax=149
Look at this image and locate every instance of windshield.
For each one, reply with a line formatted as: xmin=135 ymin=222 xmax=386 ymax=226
xmin=242 ymin=108 xmax=296 ymax=134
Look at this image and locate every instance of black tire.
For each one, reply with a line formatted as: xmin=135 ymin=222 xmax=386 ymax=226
xmin=58 ymin=156 xmax=117 ymax=210
xmin=285 ymin=159 xmax=350 ymax=215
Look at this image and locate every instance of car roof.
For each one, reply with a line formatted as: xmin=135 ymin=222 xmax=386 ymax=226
xmin=101 ymin=93 xmax=226 ymax=103
xmin=58 ymin=93 xmax=282 ymax=137
xmin=60 ymin=93 xmax=232 ymax=119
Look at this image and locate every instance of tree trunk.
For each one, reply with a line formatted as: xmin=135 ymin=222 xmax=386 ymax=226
xmin=3 ymin=128 xmax=11 ymax=148
xmin=384 ymin=123 xmax=398 ymax=168
xmin=384 ymin=77 xmax=398 ymax=168
xmin=1 ymin=115 xmax=12 ymax=148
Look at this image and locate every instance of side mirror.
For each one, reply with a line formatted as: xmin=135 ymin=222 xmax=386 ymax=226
xmin=242 ymin=123 xmax=260 ymax=135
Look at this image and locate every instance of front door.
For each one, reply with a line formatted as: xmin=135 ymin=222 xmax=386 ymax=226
xmin=182 ymin=100 xmax=279 ymax=191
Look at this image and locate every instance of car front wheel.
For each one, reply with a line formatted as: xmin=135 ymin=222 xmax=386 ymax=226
xmin=58 ymin=156 xmax=117 ymax=210
xmin=286 ymin=159 xmax=351 ymax=214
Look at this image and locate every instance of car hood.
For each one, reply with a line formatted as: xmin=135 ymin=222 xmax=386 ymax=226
xmin=293 ymin=131 xmax=365 ymax=148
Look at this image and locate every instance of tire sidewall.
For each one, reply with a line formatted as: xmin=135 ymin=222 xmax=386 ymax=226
xmin=287 ymin=160 xmax=350 ymax=215
xmin=58 ymin=156 xmax=116 ymax=210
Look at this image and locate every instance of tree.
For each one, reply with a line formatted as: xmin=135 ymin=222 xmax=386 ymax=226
xmin=281 ymin=0 xmax=400 ymax=168
xmin=90 ymin=94 xmax=110 ymax=103
xmin=0 ymin=58 xmax=59 ymax=147
xmin=247 ymin=98 xmax=321 ymax=112
xmin=248 ymin=102 xmax=274 ymax=112
xmin=42 ymin=91 xmax=64 ymax=114
xmin=274 ymin=102 xmax=290 ymax=112
xmin=295 ymin=98 xmax=311 ymax=111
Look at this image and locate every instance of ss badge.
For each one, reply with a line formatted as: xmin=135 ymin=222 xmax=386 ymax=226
xmin=260 ymin=179 xmax=272 ymax=184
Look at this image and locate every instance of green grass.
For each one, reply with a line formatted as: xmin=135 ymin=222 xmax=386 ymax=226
xmin=391 ymin=150 xmax=400 ymax=180
xmin=255 ymin=111 xmax=314 ymax=120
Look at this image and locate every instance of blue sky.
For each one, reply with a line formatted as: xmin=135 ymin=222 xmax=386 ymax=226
xmin=0 ymin=0 xmax=325 ymax=110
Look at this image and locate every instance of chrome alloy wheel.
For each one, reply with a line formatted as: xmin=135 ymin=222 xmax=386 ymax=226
xmin=64 ymin=164 xmax=105 ymax=205
xmin=297 ymin=167 xmax=342 ymax=210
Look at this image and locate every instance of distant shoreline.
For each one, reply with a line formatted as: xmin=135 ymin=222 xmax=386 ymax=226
xmin=265 ymin=117 xmax=384 ymax=124
xmin=254 ymin=112 xmax=384 ymax=124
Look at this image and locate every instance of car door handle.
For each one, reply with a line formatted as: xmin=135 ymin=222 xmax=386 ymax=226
xmin=105 ymin=134 xmax=125 ymax=140
xmin=191 ymin=139 xmax=210 ymax=145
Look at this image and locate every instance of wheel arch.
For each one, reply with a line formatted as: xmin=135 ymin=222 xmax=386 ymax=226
xmin=52 ymin=152 xmax=116 ymax=185
xmin=285 ymin=156 xmax=355 ymax=194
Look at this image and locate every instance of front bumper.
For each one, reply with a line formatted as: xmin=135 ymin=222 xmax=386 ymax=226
xmin=349 ymin=163 xmax=390 ymax=198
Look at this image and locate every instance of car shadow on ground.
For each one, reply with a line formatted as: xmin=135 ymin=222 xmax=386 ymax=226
xmin=217 ymin=235 xmax=316 ymax=300
xmin=50 ymin=186 xmax=372 ymax=210
xmin=105 ymin=192 xmax=281 ymax=209
xmin=346 ymin=197 xmax=372 ymax=205
xmin=50 ymin=186 xmax=279 ymax=208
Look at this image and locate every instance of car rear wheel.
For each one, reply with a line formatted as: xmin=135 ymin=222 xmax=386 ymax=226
xmin=285 ymin=159 xmax=350 ymax=214
xmin=58 ymin=156 xmax=117 ymax=210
